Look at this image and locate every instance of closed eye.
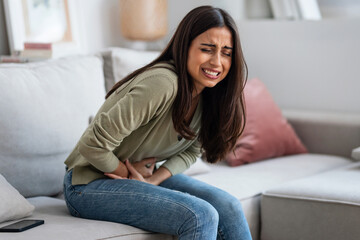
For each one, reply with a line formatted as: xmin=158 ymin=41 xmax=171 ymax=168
xmin=200 ymin=48 xmax=211 ymax=53
xmin=222 ymin=51 xmax=232 ymax=57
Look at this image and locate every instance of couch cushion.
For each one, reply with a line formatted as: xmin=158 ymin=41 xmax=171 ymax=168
xmin=261 ymin=161 xmax=360 ymax=240
xmin=0 ymin=197 xmax=173 ymax=240
xmin=0 ymin=56 xmax=106 ymax=197
xmin=194 ymin=153 xmax=352 ymax=240
xmin=195 ymin=154 xmax=351 ymax=200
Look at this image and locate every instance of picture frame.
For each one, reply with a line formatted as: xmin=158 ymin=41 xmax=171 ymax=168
xmin=3 ymin=0 xmax=82 ymax=58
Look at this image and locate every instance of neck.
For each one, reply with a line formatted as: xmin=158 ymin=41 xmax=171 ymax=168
xmin=192 ymin=87 xmax=202 ymax=99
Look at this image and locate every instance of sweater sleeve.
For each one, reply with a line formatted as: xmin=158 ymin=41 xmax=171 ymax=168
xmin=78 ymin=73 xmax=177 ymax=173
xmin=161 ymin=139 xmax=201 ymax=175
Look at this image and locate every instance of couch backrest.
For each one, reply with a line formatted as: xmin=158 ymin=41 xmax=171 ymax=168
xmin=284 ymin=109 xmax=360 ymax=158
xmin=100 ymin=47 xmax=160 ymax=92
xmin=0 ymin=56 xmax=106 ymax=197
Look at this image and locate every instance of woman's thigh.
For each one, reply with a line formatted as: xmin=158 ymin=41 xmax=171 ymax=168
xmin=160 ymin=174 xmax=252 ymax=240
xmin=63 ymin=171 xmax=219 ymax=238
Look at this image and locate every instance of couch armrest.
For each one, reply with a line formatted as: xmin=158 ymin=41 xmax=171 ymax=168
xmin=352 ymin=147 xmax=360 ymax=161
xmin=283 ymin=109 xmax=360 ymax=159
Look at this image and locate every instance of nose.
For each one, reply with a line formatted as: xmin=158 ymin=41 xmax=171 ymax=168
xmin=209 ymin=52 xmax=221 ymax=67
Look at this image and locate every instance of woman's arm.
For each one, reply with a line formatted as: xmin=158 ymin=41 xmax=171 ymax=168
xmin=146 ymin=166 xmax=172 ymax=185
xmin=110 ymin=160 xmax=129 ymax=178
xmin=78 ymin=73 xmax=177 ymax=174
xmin=161 ymin=139 xmax=201 ymax=176
xmin=106 ymin=139 xmax=201 ymax=185
xmin=133 ymin=139 xmax=201 ymax=185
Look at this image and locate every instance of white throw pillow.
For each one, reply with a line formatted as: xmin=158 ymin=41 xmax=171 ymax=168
xmin=100 ymin=47 xmax=161 ymax=92
xmin=0 ymin=174 xmax=34 ymax=223
xmin=0 ymin=56 xmax=106 ymax=197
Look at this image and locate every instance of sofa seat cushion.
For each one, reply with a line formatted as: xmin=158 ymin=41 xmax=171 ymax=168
xmin=193 ymin=153 xmax=351 ymax=240
xmin=0 ymin=197 xmax=173 ymax=240
xmin=194 ymin=153 xmax=351 ymax=201
xmin=0 ymin=56 xmax=106 ymax=197
xmin=261 ymin=161 xmax=360 ymax=240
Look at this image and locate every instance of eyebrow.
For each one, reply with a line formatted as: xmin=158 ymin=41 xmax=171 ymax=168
xmin=200 ymin=43 xmax=233 ymax=50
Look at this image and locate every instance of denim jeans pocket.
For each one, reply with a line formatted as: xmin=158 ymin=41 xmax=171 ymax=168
xmin=63 ymin=170 xmax=83 ymax=217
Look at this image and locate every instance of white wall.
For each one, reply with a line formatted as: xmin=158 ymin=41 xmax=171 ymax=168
xmin=1 ymin=0 xmax=359 ymax=113
xmin=238 ymin=19 xmax=360 ymax=113
xmin=16 ymin=0 xmax=358 ymax=54
xmin=72 ymin=0 xmax=123 ymax=54
xmin=73 ymin=0 xmax=248 ymax=52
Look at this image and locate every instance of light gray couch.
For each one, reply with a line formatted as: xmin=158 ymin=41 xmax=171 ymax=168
xmin=0 ymin=52 xmax=359 ymax=240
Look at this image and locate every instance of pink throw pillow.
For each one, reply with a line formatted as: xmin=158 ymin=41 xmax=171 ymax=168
xmin=225 ymin=78 xmax=307 ymax=166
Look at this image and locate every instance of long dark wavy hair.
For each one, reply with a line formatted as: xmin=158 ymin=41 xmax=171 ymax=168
xmin=106 ymin=6 xmax=247 ymax=163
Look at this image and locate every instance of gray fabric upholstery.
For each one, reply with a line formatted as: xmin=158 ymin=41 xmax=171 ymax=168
xmin=194 ymin=154 xmax=351 ymax=201
xmin=0 ymin=56 xmax=106 ymax=197
xmin=261 ymin=162 xmax=360 ymax=240
xmin=283 ymin=109 xmax=360 ymax=158
xmin=352 ymin=147 xmax=360 ymax=161
xmin=239 ymin=195 xmax=261 ymax=240
xmin=98 ymin=50 xmax=117 ymax=93
xmin=0 ymin=197 xmax=174 ymax=240
xmin=194 ymin=154 xmax=351 ymax=240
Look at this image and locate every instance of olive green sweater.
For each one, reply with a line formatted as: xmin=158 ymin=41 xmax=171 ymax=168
xmin=65 ymin=63 xmax=202 ymax=185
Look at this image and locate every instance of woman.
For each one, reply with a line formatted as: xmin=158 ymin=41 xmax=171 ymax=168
xmin=64 ymin=5 xmax=251 ymax=240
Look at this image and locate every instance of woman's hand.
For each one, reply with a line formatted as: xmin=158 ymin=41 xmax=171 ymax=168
xmin=105 ymin=160 xmax=149 ymax=182
xmin=131 ymin=157 xmax=157 ymax=178
xmin=126 ymin=160 xmax=148 ymax=182
xmin=105 ymin=159 xmax=171 ymax=185
xmin=104 ymin=158 xmax=156 ymax=180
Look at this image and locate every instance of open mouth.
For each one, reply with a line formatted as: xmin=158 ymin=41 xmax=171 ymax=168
xmin=202 ymin=68 xmax=220 ymax=78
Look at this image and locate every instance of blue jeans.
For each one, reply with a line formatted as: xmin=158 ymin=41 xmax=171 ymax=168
xmin=63 ymin=170 xmax=252 ymax=240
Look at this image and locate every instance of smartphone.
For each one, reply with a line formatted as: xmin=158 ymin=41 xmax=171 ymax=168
xmin=0 ymin=220 xmax=44 ymax=232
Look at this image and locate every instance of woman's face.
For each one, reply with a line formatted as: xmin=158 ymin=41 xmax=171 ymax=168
xmin=187 ymin=26 xmax=233 ymax=95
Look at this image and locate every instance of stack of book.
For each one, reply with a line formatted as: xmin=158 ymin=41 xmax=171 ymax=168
xmin=0 ymin=42 xmax=53 ymax=63
xmin=0 ymin=54 xmax=28 ymax=63
xmin=20 ymin=42 xmax=53 ymax=59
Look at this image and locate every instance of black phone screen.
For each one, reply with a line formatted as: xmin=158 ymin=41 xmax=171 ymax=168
xmin=0 ymin=220 xmax=44 ymax=232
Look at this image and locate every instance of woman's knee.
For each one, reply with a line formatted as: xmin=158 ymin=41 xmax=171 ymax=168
xmin=226 ymin=195 xmax=243 ymax=212
xmin=180 ymin=198 xmax=219 ymax=236
xmin=197 ymin=200 xmax=219 ymax=226
xmin=210 ymin=191 xmax=244 ymax=217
